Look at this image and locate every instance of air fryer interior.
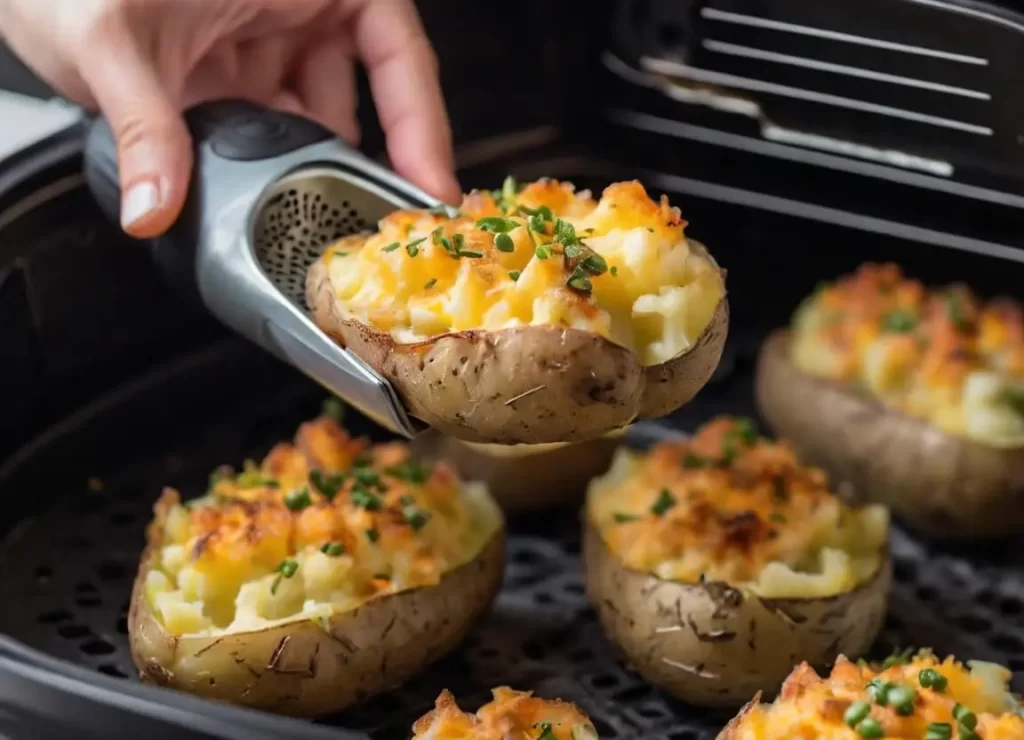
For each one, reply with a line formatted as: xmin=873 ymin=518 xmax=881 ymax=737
xmin=2 ymin=329 xmax=1024 ymax=740
xmin=3 ymin=0 xmax=1024 ymax=732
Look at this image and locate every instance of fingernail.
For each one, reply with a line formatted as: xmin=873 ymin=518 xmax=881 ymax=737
xmin=121 ymin=180 xmax=160 ymax=230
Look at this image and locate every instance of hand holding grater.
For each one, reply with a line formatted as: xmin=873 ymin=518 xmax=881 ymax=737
xmin=82 ymin=99 xmax=439 ymax=438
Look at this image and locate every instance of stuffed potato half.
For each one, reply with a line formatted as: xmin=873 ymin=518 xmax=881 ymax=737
xmin=306 ymin=178 xmax=728 ymax=444
xmin=755 ymin=263 xmax=1024 ymax=539
xmin=412 ymin=687 xmax=598 ymax=739
xmin=584 ymin=418 xmax=892 ymax=706
xmin=130 ymin=410 xmax=505 ymax=717
xmin=720 ymin=650 xmax=1024 ymax=739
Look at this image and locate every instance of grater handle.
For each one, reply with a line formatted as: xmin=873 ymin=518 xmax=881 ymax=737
xmin=83 ymin=99 xmax=335 ymax=226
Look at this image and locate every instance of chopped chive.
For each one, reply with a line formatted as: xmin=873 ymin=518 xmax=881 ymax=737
xmin=855 ymin=718 xmax=883 ymax=738
xmin=886 ymin=684 xmax=915 ymax=716
xmin=458 ymin=249 xmax=484 ymax=258
xmin=321 ymin=396 xmax=345 ymax=422
xmin=310 ymin=470 xmax=345 ymax=501
xmin=494 ymin=233 xmax=515 ymax=252
xmin=567 ymin=273 xmax=593 ymax=294
xmin=651 ymin=488 xmax=676 ymax=517
xmin=918 ymin=668 xmax=947 ymax=691
xmin=351 ymin=487 xmax=381 ymax=510
xmin=402 ymin=505 xmax=430 ymax=531
xmin=382 ymin=242 xmax=400 ymax=252
xmin=535 ymin=245 xmax=552 ymax=260
xmin=769 ymin=512 xmax=787 ymax=524
xmin=321 ymin=542 xmax=345 ymax=557
xmin=509 ymin=270 xmax=521 ymax=281
xmin=385 ymin=461 xmax=432 ymax=484
xmin=843 ymin=701 xmax=870 ymax=728
xmin=613 ymin=512 xmax=640 ymax=523
xmin=682 ymin=452 xmax=706 ymax=469
xmin=424 ymin=278 xmax=438 ymax=290
xmin=924 ymin=723 xmax=952 ymax=740
xmin=475 ymin=216 xmax=519 ymax=233
xmin=365 ymin=528 xmax=380 ymax=543
xmin=284 ymin=486 xmax=312 ymax=511
xmin=610 ymin=266 xmax=618 ymax=276
xmin=881 ymin=310 xmax=916 ymax=333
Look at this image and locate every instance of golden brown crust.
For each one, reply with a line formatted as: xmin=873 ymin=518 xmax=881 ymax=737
xmin=582 ymin=520 xmax=891 ymax=707
xmin=306 ymin=246 xmax=728 ymax=444
xmin=128 ymin=495 xmax=505 ymax=718
xmin=410 ymin=432 xmax=623 ymax=512
xmin=755 ymin=330 xmax=1024 ymax=540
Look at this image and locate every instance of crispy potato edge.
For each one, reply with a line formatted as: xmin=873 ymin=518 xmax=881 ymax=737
xmin=128 ymin=504 xmax=506 ymax=718
xmin=582 ymin=520 xmax=891 ymax=707
xmin=755 ymin=330 xmax=1024 ymax=540
xmin=305 ymin=238 xmax=728 ymax=444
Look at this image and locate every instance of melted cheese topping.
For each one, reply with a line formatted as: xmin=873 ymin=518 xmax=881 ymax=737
xmin=144 ymin=414 xmax=502 ymax=636
xmin=790 ymin=262 xmax=1024 ymax=446
xmin=412 ymin=687 xmax=598 ymax=740
xmin=587 ymin=417 xmax=888 ymax=597
xmin=724 ymin=653 xmax=1024 ymax=739
xmin=322 ymin=179 xmax=724 ymax=365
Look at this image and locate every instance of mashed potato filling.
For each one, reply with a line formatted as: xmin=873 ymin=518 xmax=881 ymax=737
xmin=143 ymin=413 xmax=502 ymax=637
xmin=790 ymin=262 xmax=1024 ymax=447
xmin=724 ymin=652 xmax=1024 ymax=739
xmin=322 ymin=178 xmax=724 ymax=366
xmin=587 ymin=417 xmax=888 ymax=599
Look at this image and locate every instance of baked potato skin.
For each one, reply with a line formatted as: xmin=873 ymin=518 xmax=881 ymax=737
xmin=755 ymin=330 xmax=1024 ymax=540
xmin=410 ymin=432 xmax=623 ymax=512
xmin=582 ymin=522 xmax=891 ymax=707
xmin=129 ymin=504 xmax=505 ymax=718
xmin=306 ymin=238 xmax=729 ymax=445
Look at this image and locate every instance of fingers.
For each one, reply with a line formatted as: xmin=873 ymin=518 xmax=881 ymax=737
xmin=76 ymin=13 xmax=192 ymax=238
xmin=292 ymin=39 xmax=360 ymax=147
xmin=349 ymin=0 xmax=461 ymax=203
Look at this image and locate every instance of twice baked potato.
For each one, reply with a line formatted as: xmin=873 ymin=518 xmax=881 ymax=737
xmin=306 ymin=177 xmax=729 ymax=444
xmin=410 ymin=429 xmax=625 ymax=513
xmin=755 ymin=262 xmax=1024 ymax=539
xmin=583 ymin=417 xmax=892 ymax=707
xmin=412 ymin=686 xmax=599 ymax=739
xmin=720 ymin=650 xmax=1024 ymax=739
xmin=130 ymin=412 xmax=505 ymax=717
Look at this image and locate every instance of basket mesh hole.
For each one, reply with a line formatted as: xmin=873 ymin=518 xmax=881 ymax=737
xmin=97 ymin=561 xmax=129 ymax=582
xmin=57 ymin=624 xmax=90 ymax=640
xmin=98 ymin=664 xmax=127 ymax=678
xmin=36 ymin=610 xmax=71 ymax=624
xmin=80 ymin=638 xmax=115 ymax=656
xmin=34 ymin=566 xmax=52 ymax=582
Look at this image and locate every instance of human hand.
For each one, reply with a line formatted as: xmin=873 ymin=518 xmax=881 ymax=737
xmin=0 ymin=0 xmax=461 ymax=237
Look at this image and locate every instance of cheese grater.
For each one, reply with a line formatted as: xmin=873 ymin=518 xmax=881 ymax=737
xmin=82 ymin=99 xmax=442 ymax=438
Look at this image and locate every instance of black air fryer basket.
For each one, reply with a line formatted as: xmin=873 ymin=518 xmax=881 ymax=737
xmin=1 ymin=1 xmax=1024 ymax=738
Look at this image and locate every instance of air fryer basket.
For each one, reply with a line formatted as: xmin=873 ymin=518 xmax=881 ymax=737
xmin=1 ymin=326 xmax=1023 ymax=740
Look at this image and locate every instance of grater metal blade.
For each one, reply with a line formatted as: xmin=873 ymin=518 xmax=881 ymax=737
xmin=82 ymin=99 xmax=447 ymax=438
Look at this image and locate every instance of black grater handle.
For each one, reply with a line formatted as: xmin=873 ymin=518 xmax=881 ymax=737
xmin=83 ymin=99 xmax=334 ymax=227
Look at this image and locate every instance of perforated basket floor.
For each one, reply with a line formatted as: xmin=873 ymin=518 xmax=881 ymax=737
xmin=0 ymin=340 xmax=1022 ymax=740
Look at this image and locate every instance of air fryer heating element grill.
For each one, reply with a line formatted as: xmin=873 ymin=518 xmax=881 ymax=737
xmin=250 ymin=169 xmax=378 ymax=310
xmin=0 ymin=340 xmax=1022 ymax=740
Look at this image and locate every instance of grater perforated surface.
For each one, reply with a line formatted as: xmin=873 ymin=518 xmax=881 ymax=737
xmin=0 ymin=340 xmax=1022 ymax=740
xmin=250 ymin=169 xmax=393 ymax=310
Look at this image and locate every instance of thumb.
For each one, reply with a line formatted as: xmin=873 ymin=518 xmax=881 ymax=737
xmin=77 ymin=24 xmax=192 ymax=238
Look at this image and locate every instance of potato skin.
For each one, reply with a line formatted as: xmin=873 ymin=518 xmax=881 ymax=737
xmin=755 ymin=330 xmax=1024 ymax=540
xmin=582 ymin=522 xmax=891 ymax=707
xmin=305 ymin=240 xmax=728 ymax=445
xmin=410 ymin=432 xmax=623 ymax=512
xmin=128 ymin=519 xmax=505 ymax=717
